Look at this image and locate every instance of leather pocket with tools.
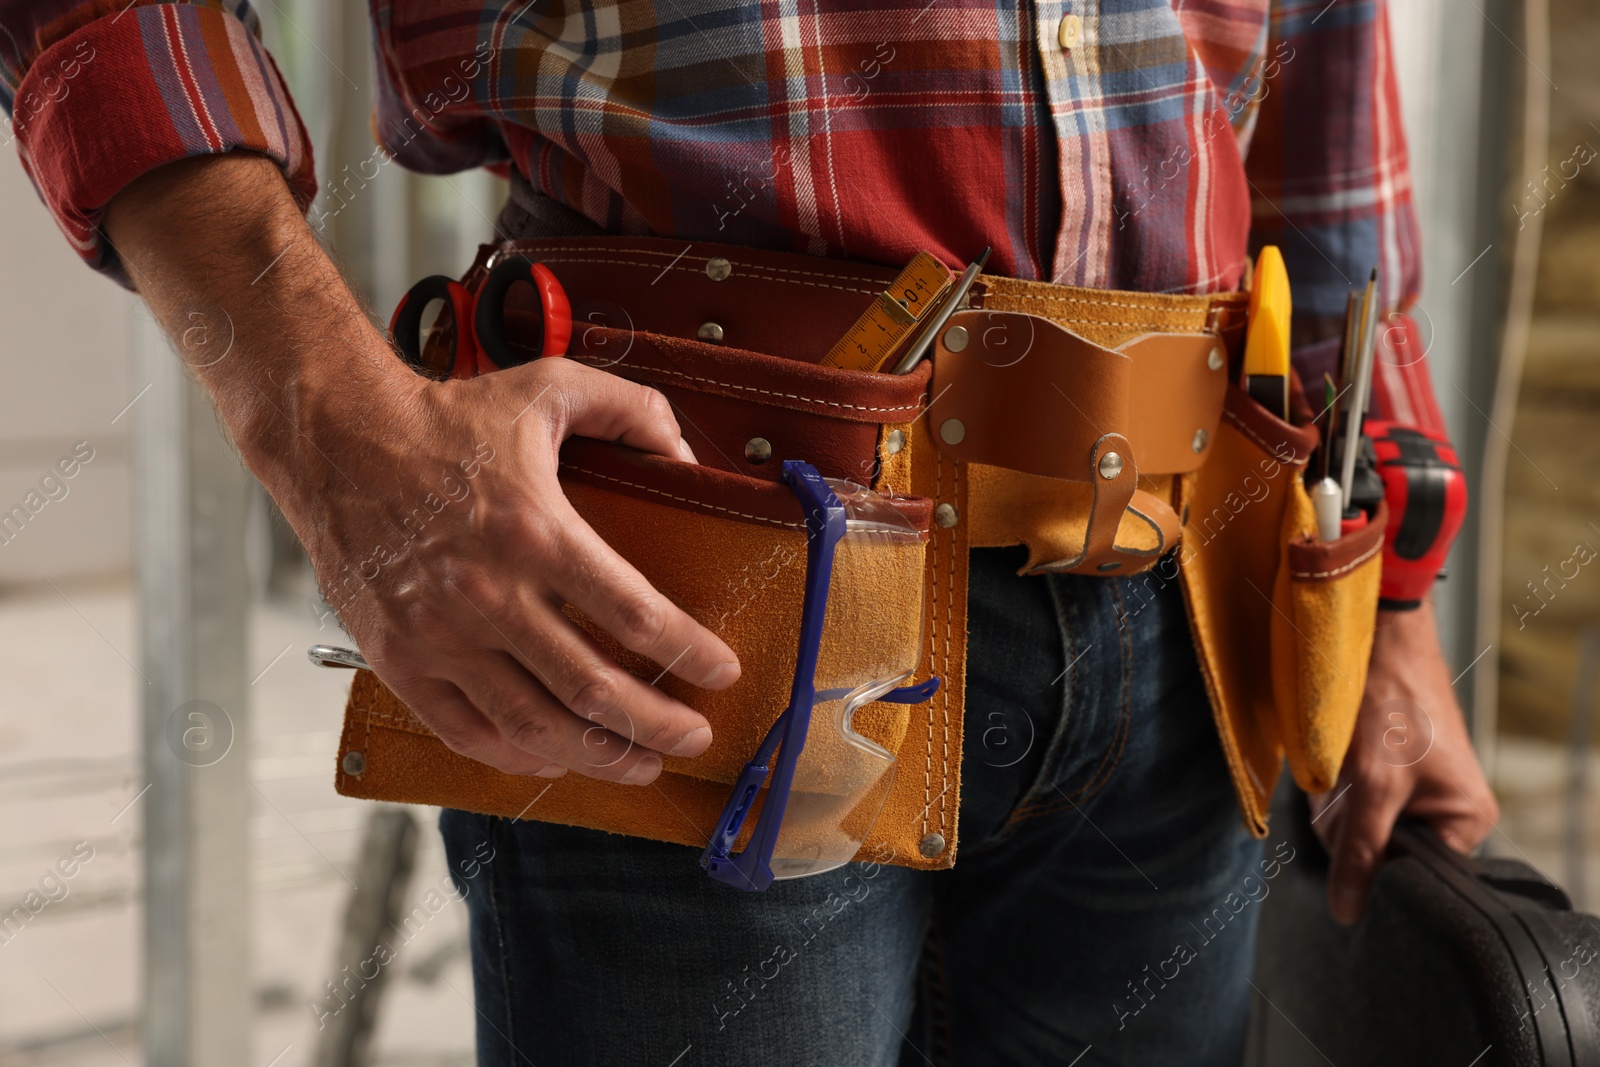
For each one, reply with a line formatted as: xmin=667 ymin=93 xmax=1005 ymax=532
xmin=337 ymin=244 xmax=958 ymax=868
xmin=337 ymin=437 xmax=933 ymax=864
xmin=1270 ymin=492 xmax=1387 ymax=794
xmin=1180 ymin=383 xmax=1385 ymax=826
xmin=1179 ymin=385 xmax=1319 ymax=833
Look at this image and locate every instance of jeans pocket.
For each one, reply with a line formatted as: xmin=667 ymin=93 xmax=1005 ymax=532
xmin=1006 ymin=574 xmax=1142 ymax=829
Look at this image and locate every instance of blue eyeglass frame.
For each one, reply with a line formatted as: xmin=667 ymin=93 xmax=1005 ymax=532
xmin=700 ymin=460 xmax=939 ymax=892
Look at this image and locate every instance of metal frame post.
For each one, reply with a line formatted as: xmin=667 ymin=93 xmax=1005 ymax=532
xmin=133 ymin=310 xmax=252 ymax=1065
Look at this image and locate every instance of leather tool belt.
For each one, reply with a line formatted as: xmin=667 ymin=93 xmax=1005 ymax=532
xmin=335 ymin=237 xmax=1386 ymax=870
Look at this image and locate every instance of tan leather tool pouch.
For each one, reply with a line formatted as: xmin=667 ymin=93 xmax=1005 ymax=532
xmin=336 ymin=239 xmax=963 ymax=870
xmin=1179 ymin=386 xmax=1383 ymax=832
xmin=1270 ymin=493 xmax=1387 ymax=794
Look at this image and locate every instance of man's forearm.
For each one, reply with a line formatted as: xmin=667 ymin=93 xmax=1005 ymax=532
xmin=102 ymin=153 xmax=408 ymax=513
xmin=101 ymin=153 xmax=736 ymax=784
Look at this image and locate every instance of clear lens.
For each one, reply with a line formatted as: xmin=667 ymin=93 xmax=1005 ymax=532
xmin=770 ymin=478 xmax=925 ymax=879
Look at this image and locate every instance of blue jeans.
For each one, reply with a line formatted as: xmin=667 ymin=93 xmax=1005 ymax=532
xmin=441 ymin=547 xmax=1268 ymax=1066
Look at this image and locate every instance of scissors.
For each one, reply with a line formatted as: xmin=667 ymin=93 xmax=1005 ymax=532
xmin=389 ymin=255 xmax=572 ymax=379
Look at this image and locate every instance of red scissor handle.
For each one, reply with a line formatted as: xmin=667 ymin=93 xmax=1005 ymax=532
xmin=473 ymin=256 xmax=572 ymax=369
xmin=388 ymin=276 xmax=478 ymax=379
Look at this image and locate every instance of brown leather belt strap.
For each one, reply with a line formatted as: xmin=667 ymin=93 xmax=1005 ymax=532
xmin=476 ymin=236 xmax=1248 ymax=576
xmin=974 ymin=273 xmax=1248 ymax=350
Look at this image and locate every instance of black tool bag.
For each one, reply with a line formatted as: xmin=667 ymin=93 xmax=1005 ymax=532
xmin=1249 ymin=792 xmax=1600 ymax=1067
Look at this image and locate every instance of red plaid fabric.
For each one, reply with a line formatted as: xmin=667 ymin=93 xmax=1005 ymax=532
xmin=2 ymin=0 xmax=1436 ymax=426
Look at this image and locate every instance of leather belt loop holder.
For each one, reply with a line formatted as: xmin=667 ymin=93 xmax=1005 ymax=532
xmin=923 ymin=307 xmax=1231 ymax=575
xmin=334 ymin=236 xmax=1254 ymax=870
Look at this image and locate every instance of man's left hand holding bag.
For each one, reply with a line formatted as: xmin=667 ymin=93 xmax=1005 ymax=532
xmin=105 ymin=153 xmax=742 ymax=786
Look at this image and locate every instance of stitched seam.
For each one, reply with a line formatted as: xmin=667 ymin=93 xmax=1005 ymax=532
xmin=923 ymin=449 xmax=940 ymax=837
xmin=345 ymin=677 xmax=375 ymax=792
xmin=355 ymin=709 xmax=432 ymax=732
xmin=523 ymin=244 xmax=888 ymax=287
xmin=573 ymin=356 xmax=928 ymax=415
xmin=488 ymin=818 xmax=516 ymax=1056
xmin=1080 ymin=582 xmax=1135 ymax=802
xmin=994 ymin=313 xmax=1213 ymax=332
xmin=924 ymin=908 xmax=957 ymax=1066
xmin=527 ymin=250 xmax=883 ymax=296
xmin=1010 ymin=582 xmax=1133 ymax=819
xmin=997 ymin=292 xmax=1212 ymax=313
xmin=1222 ymin=407 xmax=1309 ymax=465
xmin=562 ymin=465 xmax=803 ymax=529
xmin=1291 ymin=539 xmax=1382 ymax=579
xmin=526 ymin=245 xmax=1244 ymax=313
xmin=939 ymin=461 xmax=957 ymax=837
xmin=521 ymin=245 xmax=1241 ymax=319
xmin=1059 ymin=583 xmax=1128 ymax=803
xmin=987 ymin=282 xmax=1246 ymax=312
xmin=998 ymin=578 xmax=1080 ymax=838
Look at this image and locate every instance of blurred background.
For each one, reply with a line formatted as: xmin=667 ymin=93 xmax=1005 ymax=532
xmin=0 ymin=0 xmax=1595 ymax=1064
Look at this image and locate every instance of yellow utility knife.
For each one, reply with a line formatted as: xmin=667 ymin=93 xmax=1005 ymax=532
xmin=1243 ymin=245 xmax=1292 ymax=420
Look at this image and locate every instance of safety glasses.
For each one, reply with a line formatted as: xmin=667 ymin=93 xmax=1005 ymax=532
xmin=701 ymin=461 xmax=938 ymax=892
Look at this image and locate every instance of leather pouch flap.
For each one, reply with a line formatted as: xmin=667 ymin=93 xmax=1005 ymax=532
xmin=926 ymin=310 xmax=1132 ymax=481
xmin=924 ymin=312 xmax=1229 ymax=481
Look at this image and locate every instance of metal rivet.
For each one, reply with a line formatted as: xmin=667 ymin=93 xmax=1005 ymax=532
xmin=342 ymin=750 xmax=366 ymax=776
xmin=697 ymin=322 xmax=724 ymax=344
xmin=934 ymin=503 xmax=959 ymax=529
xmin=943 ymin=326 xmax=969 ymax=353
xmin=1192 ymin=429 xmax=1209 ymax=454
xmin=705 ymin=257 xmax=732 ymax=281
xmin=939 ymin=418 xmax=966 ymax=445
xmin=744 ymin=437 xmax=772 ymax=464
xmin=884 ymin=429 xmax=906 ymax=455
xmin=919 ymin=832 xmax=947 ymax=858
xmin=1207 ymin=346 xmax=1225 ymax=371
xmin=1098 ymin=451 xmax=1123 ymax=480
xmin=1096 ymin=560 xmax=1122 ymax=572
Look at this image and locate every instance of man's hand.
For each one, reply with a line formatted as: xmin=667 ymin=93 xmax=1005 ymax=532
xmin=104 ymin=152 xmax=740 ymax=785
xmin=1309 ymin=600 xmax=1498 ymax=924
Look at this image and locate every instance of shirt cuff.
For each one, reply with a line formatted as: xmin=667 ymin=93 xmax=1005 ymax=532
xmin=12 ymin=4 xmax=317 ymax=286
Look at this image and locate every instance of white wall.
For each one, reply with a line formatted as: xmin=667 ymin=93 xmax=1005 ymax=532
xmin=0 ymin=144 xmax=134 ymax=585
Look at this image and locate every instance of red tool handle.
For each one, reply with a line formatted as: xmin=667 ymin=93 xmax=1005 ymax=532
xmin=388 ymin=276 xmax=479 ymax=379
xmin=474 ymin=257 xmax=572 ymax=369
xmin=1366 ymin=419 xmax=1468 ymax=609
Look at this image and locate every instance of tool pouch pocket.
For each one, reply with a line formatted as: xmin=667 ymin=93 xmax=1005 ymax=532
xmin=1179 ymin=385 xmax=1317 ymax=832
xmin=1269 ymin=495 xmax=1387 ymax=794
xmin=337 ymin=239 xmax=955 ymax=868
xmin=336 ymin=435 xmax=934 ymax=857
xmin=1181 ymin=382 xmax=1386 ymax=828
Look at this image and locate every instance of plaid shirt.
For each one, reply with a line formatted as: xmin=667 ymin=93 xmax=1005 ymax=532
xmin=1 ymin=0 xmax=1437 ymax=425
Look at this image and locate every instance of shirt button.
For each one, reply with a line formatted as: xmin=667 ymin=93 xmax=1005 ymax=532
xmin=1058 ymin=13 xmax=1083 ymax=49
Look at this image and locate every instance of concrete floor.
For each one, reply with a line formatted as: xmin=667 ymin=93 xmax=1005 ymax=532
xmin=0 ymin=575 xmax=1589 ymax=1066
xmin=0 ymin=576 xmax=475 ymax=1067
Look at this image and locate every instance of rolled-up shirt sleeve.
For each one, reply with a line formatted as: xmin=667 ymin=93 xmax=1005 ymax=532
xmin=1 ymin=0 xmax=316 ymax=285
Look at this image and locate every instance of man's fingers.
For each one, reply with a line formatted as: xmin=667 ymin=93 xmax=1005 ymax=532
xmin=400 ymin=678 xmax=568 ymax=779
xmin=500 ymin=598 xmax=716 ymax=758
xmin=548 ymin=510 xmax=741 ymax=691
xmin=453 ymin=652 xmax=666 ymax=785
xmin=1327 ymin=774 xmax=1409 ymax=925
xmin=1406 ymin=788 xmax=1497 ymax=854
xmin=545 ymin=361 xmax=696 ymax=463
xmin=1307 ymin=784 xmax=1348 ymax=854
